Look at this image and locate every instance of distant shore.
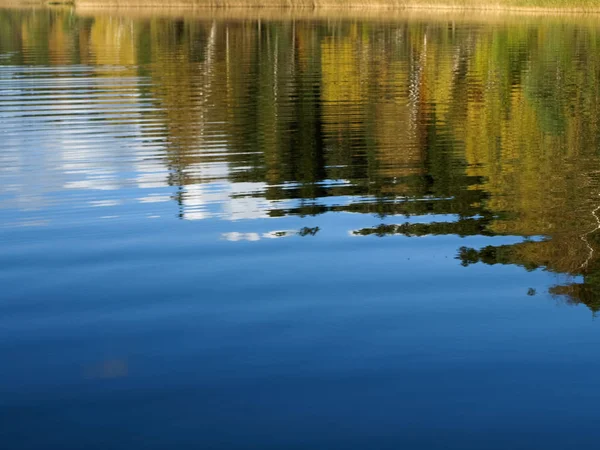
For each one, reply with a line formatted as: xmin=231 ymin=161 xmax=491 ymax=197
xmin=75 ymin=0 xmax=600 ymax=12
xmin=4 ymin=0 xmax=600 ymax=13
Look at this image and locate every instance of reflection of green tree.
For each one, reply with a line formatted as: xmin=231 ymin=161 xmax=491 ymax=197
xmin=298 ymin=226 xmax=320 ymax=236
xmin=457 ymin=234 xmax=600 ymax=312
xmin=354 ymin=218 xmax=494 ymax=238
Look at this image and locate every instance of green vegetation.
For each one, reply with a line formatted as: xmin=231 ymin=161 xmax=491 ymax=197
xmin=69 ymin=0 xmax=600 ymax=12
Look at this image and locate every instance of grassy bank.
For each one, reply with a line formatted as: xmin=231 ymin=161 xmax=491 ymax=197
xmin=71 ymin=5 xmax=600 ymax=21
xmin=71 ymin=0 xmax=600 ymax=12
xmin=3 ymin=0 xmax=600 ymax=13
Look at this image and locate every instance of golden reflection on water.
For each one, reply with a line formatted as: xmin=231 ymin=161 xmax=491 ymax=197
xmin=3 ymin=7 xmax=600 ymax=309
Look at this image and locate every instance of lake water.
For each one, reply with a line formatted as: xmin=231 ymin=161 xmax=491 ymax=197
xmin=2 ymin=7 xmax=600 ymax=449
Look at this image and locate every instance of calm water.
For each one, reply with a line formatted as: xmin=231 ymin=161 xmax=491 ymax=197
xmin=2 ymin=7 xmax=600 ymax=449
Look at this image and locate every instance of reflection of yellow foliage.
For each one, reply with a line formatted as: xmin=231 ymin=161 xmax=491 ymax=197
xmin=48 ymin=17 xmax=68 ymax=64
xmin=321 ymin=31 xmax=427 ymax=187
xmin=321 ymin=37 xmax=364 ymax=128
xmin=89 ymin=17 xmax=136 ymax=66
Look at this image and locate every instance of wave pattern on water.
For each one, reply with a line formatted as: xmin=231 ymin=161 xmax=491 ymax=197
xmin=0 ymin=9 xmax=600 ymax=450
xmin=2 ymin=12 xmax=600 ymax=284
xmin=3 ymin=10 xmax=600 ymax=450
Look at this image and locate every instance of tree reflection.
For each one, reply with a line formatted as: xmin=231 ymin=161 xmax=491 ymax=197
xmin=4 ymin=9 xmax=600 ymax=310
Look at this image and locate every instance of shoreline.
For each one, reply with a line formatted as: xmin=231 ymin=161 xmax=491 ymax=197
xmin=75 ymin=4 xmax=600 ymax=14
xmin=71 ymin=6 xmax=600 ymax=22
xmin=72 ymin=0 xmax=600 ymax=14
xmin=5 ymin=0 xmax=600 ymax=15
